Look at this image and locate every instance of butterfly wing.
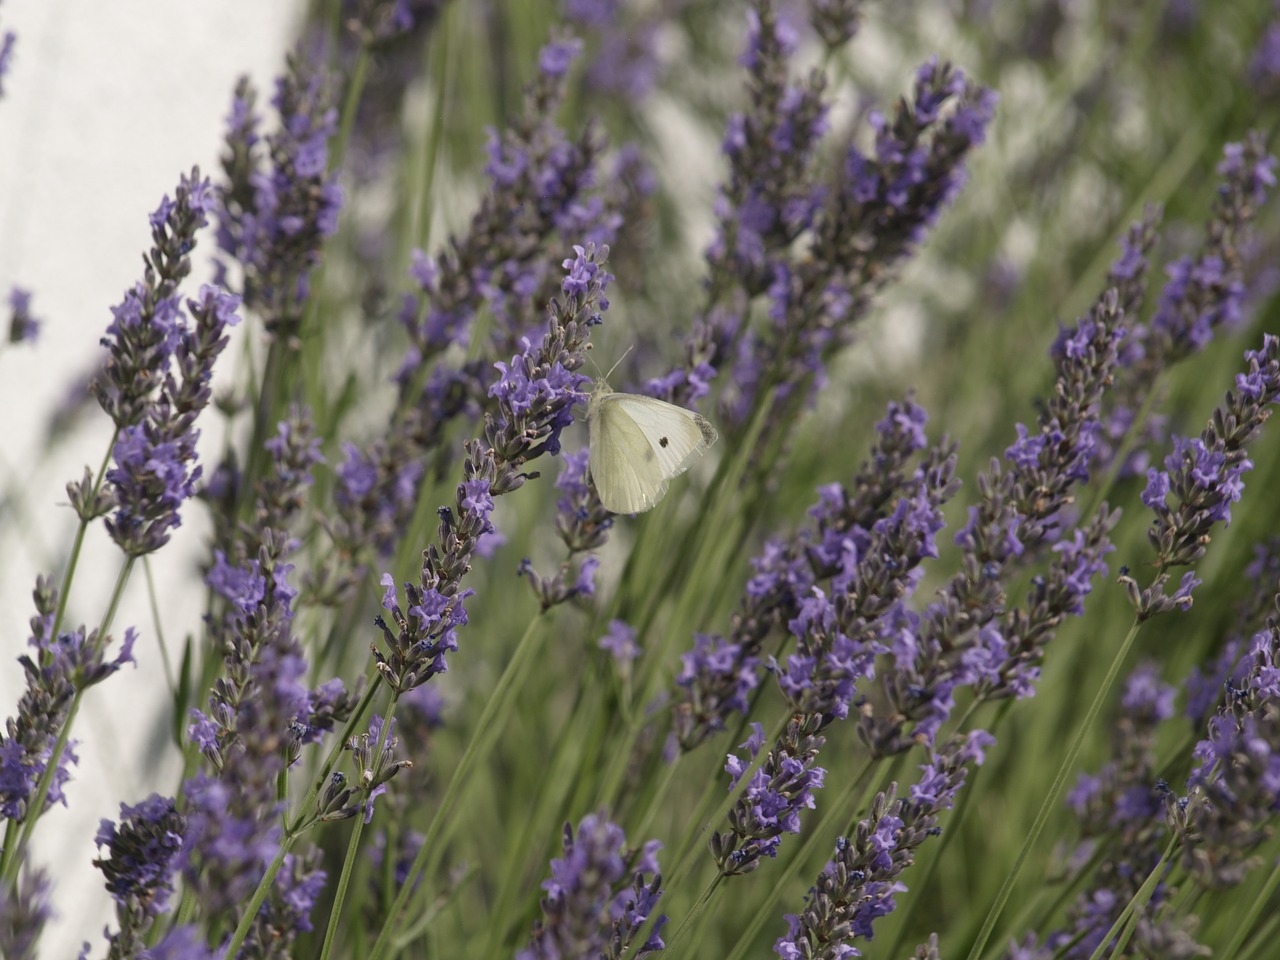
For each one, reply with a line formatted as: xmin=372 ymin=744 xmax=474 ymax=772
xmin=589 ymin=393 xmax=719 ymax=514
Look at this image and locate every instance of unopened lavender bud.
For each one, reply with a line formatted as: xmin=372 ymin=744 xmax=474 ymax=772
xmin=66 ymin=466 xmax=114 ymax=521
xmin=317 ymin=772 xmax=357 ymax=823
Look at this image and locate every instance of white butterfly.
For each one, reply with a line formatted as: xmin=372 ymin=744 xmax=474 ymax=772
xmin=587 ymin=381 xmax=719 ymax=514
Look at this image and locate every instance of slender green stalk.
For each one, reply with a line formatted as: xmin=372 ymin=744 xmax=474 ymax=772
xmin=1220 ymin=859 xmax=1280 ymax=960
xmin=965 ymin=618 xmax=1143 ymax=960
xmin=319 ymin=696 xmax=400 ymax=960
xmin=366 ymin=615 xmax=547 ymax=960
xmin=1083 ymin=835 xmax=1177 ymax=960
xmin=143 ymin=556 xmax=178 ymax=699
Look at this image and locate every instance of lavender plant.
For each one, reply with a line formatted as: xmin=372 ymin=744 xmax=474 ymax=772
xmin=5 ymin=2 xmax=1280 ymax=959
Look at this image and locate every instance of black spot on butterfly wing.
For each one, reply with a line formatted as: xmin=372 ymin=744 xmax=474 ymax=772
xmin=659 ymin=436 xmax=669 ymax=447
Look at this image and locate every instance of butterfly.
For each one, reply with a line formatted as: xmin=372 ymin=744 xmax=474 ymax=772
xmin=587 ymin=380 xmax=719 ymax=514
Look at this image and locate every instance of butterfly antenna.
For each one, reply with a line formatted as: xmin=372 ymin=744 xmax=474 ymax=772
xmin=602 ymin=345 xmax=634 ymax=383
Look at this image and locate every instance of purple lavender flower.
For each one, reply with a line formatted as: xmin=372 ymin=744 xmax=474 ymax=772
xmin=103 ymin=284 xmax=240 ymax=557
xmin=1125 ymin=334 xmax=1280 ymax=619
xmin=1171 ymin=620 xmax=1280 ymax=888
xmin=707 ymin=2 xmax=830 ymax=298
xmin=518 ymin=811 xmax=666 ymax=959
xmin=709 ymin=41 xmax=995 ymax=430
xmin=373 ymin=244 xmax=610 ymax=693
xmin=1103 ymin=134 xmax=1276 ymax=477
xmin=0 ymin=28 xmax=15 ymax=99
xmin=348 ymin=715 xmax=413 ymax=823
xmin=599 ymin=620 xmax=641 ymax=668
xmin=1251 ymin=14 xmax=1280 ymax=94
xmin=776 ymin=731 xmax=994 ymax=956
xmin=520 ymin=447 xmax=615 ymax=610
xmin=565 ymin=1 xmax=667 ymax=100
xmin=861 ymin=290 xmax=1125 ymax=755
xmin=553 ymin=448 xmax=614 ymax=552
xmin=714 ymin=718 xmax=827 ymax=875
xmin=181 ymin=421 xmax=352 ymax=947
xmin=6 ymin=287 xmax=40 ymax=344
xmin=137 ymin=925 xmax=219 ymax=960
xmin=809 ymin=0 xmax=865 ymax=49
xmin=214 ymin=57 xmax=342 ymax=337
xmin=93 ymin=171 xmax=216 ymax=430
xmin=1 ymin=577 xmax=132 ymax=822
xmin=332 ymin=46 xmax=625 ymax=571
xmin=674 ymin=397 xmax=951 ymax=752
xmin=540 ymin=35 xmax=583 ymax=78
xmin=91 ymin=794 xmax=185 ymax=956
xmin=93 ymin=794 xmax=185 ymax=918
xmin=0 ymin=868 xmax=53 ymax=960
xmin=778 ymin=459 xmax=954 ymax=725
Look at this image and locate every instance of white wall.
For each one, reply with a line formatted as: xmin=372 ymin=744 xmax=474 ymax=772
xmin=0 ymin=3 xmax=304 ymax=956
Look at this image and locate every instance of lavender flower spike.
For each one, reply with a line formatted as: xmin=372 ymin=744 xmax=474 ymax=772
xmin=93 ymin=169 xmax=215 ymax=431
xmin=1 ymin=577 xmax=134 ymax=823
xmin=1126 ymin=334 xmax=1280 ymax=618
xmin=776 ymin=731 xmax=995 ymax=958
xmin=1171 ymin=614 xmax=1280 ymax=888
xmin=0 ymin=868 xmax=53 ymax=960
xmin=713 ymin=718 xmax=828 ymax=876
xmin=373 ymin=243 xmax=611 ymax=693
xmin=104 ymin=285 xmax=241 ymax=557
xmin=214 ymin=56 xmax=342 ymax=338
xmin=6 ymin=287 xmax=40 ymax=344
xmin=0 ymin=23 xmax=15 ymax=99
xmin=519 ymin=811 xmax=667 ymax=960
xmin=92 ymin=794 xmax=185 ymax=957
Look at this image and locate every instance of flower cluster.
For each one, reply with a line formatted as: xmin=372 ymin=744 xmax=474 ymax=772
xmin=373 ymin=244 xmax=610 ymax=692
xmin=776 ymin=730 xmax=996 ymax=958
xmin=328 ymin=36 xmax=629 ymax=571
xmin=565 ymin=0 xmax=667 ymax=100
xmin=519 ymin=811 xmax=666 ymax=960
xmin=1173 ymin=615 xmax=1280 ymax=888
xmin=167 ymin=415 xmax=353 ymax=954
xmin=0 ymin=868 xmax=52 ymax=960
xmin=0 ymin=577 xmax=134 ymax=825
xmin=104 ymin=284 xmax=242 ymax=557
xmin=1099 ymin=135 xmax=1277 ymax=474
xmin=674 ymin=398 xmax=946 ymax=752
xmin=714 ymin=718 xmax=827 ymax=874
xmin=737 ymin=57 xmax=996 ymax=426
xmin=710 ymin=424 xmax=958 ymax=875
xmin=92 ymin=170 xmax=216 ymax=430
xmin=215 ymin=56 xmax=342 ymax=338
xmin=6 ymin=286 xmax=40 ymax=344
xmin=92 ymin=794 xmax=186 ymax=958
xmin=1125 ymin=333 xmax=1280 ymax=618
xmin=860 ymin=286 xmax=1126 ymax=755
xmin=1011 ymin=665 xmax=1183 ymax=960
xmin=518 ymin=446 xmax=611 ymax=610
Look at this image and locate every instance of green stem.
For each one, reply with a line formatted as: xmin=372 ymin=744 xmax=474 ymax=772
xmin=143 ymin=556 xmax=178 ymax=699
xmin=1083 ymin=835 xmax=1177 ymax=960
xmin=366 ymin=616 xmax=546 ymax=960
xmin=287 ymin=676 xmax=384 ymax=834
xmin=1220 ymin=856 xmax=1280 ymax=960
xmin=2 ymin=554 xmax=135 ymax=888
xmin=319 ymin=697 xmax=401 ymax=960
xmin=0 ymin=690 xmax=83 ymax=887
xmin=659 ymin=872 xmax=724 ymax=957
xmin=964 ymin=618 xmax=1143 ymax=960
xmin=52 ymin=439 xmax=117 ymax=638
xmin=221 ymin=837 xmax=295 ymax=960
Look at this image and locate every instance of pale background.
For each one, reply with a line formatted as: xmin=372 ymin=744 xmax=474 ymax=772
xmin=0 ymin=3 xmax=305 ymax=955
